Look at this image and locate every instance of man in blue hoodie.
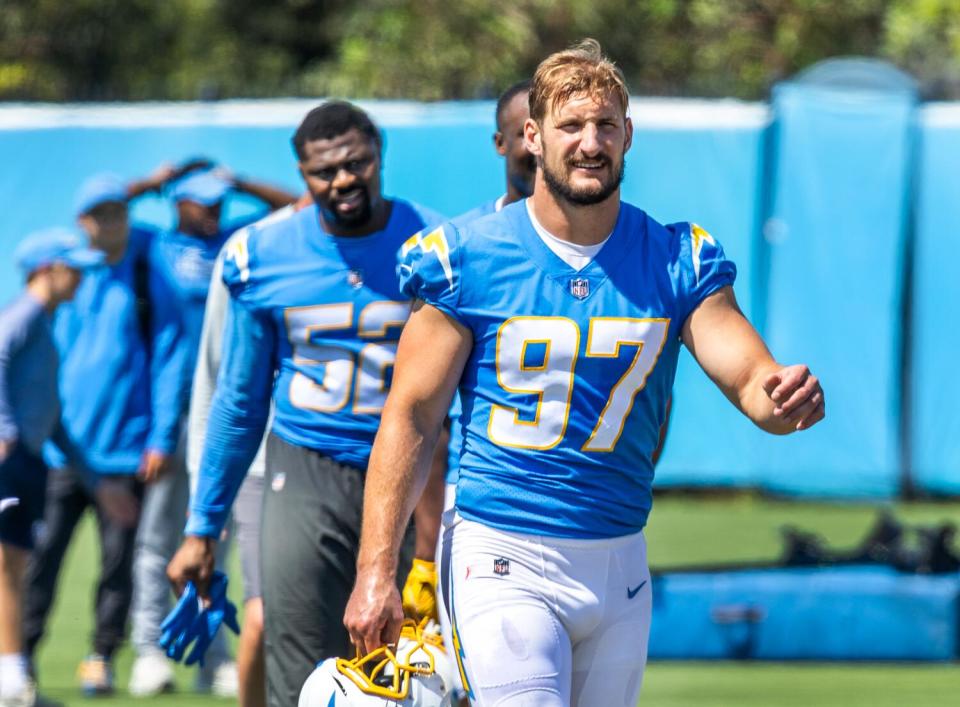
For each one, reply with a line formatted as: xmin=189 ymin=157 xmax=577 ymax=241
xmin=130 ymin=168 xmax=296 ymax=698
xmin=21 ymin=173 xmax=187 ymax=698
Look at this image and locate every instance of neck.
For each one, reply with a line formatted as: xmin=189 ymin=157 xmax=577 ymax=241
xmin=100 ymin=242 xmax=127 ymax=265
xmin=529 ymin=180 xmax=620 ymax=246
xmin=503 ymin=179 xmax=528 ymax=207
xmin=26 ymin=278 xmax=57 ymax=313
xmin=320 ymin=198 xmax=392 ymax=238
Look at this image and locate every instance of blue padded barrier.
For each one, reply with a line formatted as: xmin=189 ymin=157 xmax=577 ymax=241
xmin=649 ymin=566 xmax=960 ymax=661
xmin=910 ymin=104 xmax=960 ymax=495
xmin=751 ymin=66 xmax=918 ymax=498
xmin=627 ymin=101 xmax=772 ymax=489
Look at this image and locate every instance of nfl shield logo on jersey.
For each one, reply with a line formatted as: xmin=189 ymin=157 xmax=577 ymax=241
xmin=347 ymin=269 xmax=364 ymax=289
xmin=569 ymin=278 xmax=590 ymax=300
xmin=493 ymin=557 xmax=510 ymax=576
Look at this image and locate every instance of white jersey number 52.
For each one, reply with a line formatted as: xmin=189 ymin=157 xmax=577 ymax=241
xmin=284 ymin=301 xmax=409 ymax=414
xmin=488 ymin=316 xmax=670 ymax=453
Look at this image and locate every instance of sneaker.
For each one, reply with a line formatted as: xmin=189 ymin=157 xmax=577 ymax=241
xmin=128 ymin=652 xmax=175 ymax=697
xmin=195 ymin=659 xmax=238 ymax=698
xmin=0 ymin=681 xmax=63 ymax=707
xmin=76 ymin=655 xmax=113 ymax=697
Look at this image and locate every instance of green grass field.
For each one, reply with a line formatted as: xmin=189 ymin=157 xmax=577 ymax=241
xmin=33 ymin=495 xmax=960 ymax=706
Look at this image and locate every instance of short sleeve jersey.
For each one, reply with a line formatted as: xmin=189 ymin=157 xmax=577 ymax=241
xmin=399 ymin=200 xmax=735 ymax=539
xmin=223 ymin=200 xmax=443 ymax=469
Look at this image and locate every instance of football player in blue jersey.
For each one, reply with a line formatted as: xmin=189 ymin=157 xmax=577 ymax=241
xmin=345 ymin=39 xmax=825 ymax=707
xmin=166 ymin=101 xmax=445 ymax=707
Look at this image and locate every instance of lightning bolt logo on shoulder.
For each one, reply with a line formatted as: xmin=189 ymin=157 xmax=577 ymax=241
xmin=401 ymin=227 xmax=455 ymax=291
xmin=690 ymin=223 xmax=715 ymax=287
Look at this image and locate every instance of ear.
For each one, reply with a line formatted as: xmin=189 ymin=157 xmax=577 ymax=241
xmin=494 ymin=131 xmax=506 ymax=156
xmin=523 ymin=118 xmax=542 ymax=157
xmin=623 ymin=116 xmax=633 ymax=154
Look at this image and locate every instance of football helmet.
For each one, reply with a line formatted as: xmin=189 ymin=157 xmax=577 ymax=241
xmin=299 ymin=619 xmax=455 ymax=707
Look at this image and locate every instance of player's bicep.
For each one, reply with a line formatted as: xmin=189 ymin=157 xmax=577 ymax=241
xmin=388 ymin=299 xmax=472 ymax=431
xmin=681 ymin=286 xmax=776 ymax=408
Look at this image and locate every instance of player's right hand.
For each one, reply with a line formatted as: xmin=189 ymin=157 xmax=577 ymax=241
xmin=344 ymin=567 xmax=405 ymax=657
xmin=167 ymin=534 xmax=216 ymax=599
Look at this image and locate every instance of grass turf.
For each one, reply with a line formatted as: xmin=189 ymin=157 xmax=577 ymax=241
xmin=32 ymin=495 xmax=960 ymax=706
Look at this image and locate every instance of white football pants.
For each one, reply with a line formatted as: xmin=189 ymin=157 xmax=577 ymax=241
xmin=442 ymin=513 xmax=651 ymax=706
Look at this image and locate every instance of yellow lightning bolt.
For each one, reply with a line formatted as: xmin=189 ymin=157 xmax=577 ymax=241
xmin=690 ymin=223 xmax=715 ymax=287
xmin=401 ymin=227 xmax=454 ymax=291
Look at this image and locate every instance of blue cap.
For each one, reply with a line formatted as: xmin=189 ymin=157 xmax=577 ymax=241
xmin=170 ymin=171 xmax=231 ymax=206
xmin=74 ymin=173 xmax=128 ymax=216
xmin=14 ymin=228 xmax=106 ymax=275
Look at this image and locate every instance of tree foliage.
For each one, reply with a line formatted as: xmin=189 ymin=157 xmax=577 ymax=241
xmin=1 ymin=0 xmax=959 ymax=102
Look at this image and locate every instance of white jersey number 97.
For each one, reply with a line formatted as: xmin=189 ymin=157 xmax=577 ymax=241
xmin=488 ymin=316 xmax=669 ymax=453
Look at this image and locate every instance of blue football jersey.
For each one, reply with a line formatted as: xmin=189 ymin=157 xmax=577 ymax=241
xmin=400 ymin=200 xmax=735 ymax=539
xmin=187 ymin=199 xmax=443 ymax=537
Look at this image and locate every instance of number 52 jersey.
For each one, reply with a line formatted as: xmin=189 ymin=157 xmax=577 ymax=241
xmin=187 ymin=200 xmax=443 ymax=538
xmin=400 ymin=200 xmax=736 ymax=540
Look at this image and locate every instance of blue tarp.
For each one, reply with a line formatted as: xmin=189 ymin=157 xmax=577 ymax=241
xmin=649 ymin=566 xmax=960 ymax=661
xmin=749 ymin=76 xmax=917 ymax=498
xmin=910 ymin=105 xmax=960 ymax=495
xmin=628 ymin=102 xmax=769 ymax=489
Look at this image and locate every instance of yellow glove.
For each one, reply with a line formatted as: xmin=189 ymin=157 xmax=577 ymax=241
xmin=402 ymin=558 xmax=438 ymax=622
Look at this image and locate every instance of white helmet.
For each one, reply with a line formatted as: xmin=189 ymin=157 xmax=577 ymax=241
xmin=299 ymin=620 xmax=456 ymax=707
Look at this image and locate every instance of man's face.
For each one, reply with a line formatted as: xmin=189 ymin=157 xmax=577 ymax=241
xmin=78 ymin=200 xmax=129 ymax=254
xmin=176 ymin=200 xmax=223 ymax=238
xmin=49 ymin=262 xmax=83 ymax=302
xmin=298 ymin=129 xmax=382 ymax=231
xmin=526 ymin=91 xmax=632 ymax=206
xmin=495 ymin=91 xmax=535 ymax=198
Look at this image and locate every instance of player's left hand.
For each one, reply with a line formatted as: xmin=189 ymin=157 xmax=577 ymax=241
xmin=138 ymin=449 xmax=171 ymax=484
xmin=401 ymin=558 xmax=439 ymax=622
xmin=344 ymin=567 xmax=404 ymax=656
xmin=763 ymin=364 xmax=825 ymax=432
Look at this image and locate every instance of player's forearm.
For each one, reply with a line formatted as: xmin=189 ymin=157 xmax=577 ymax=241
xmin=357 ymin=398 xmax=442 ymax=577
xmin=413 ymin=424 xmax=448 ymax=560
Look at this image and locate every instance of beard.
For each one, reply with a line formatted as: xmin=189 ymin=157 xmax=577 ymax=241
xmin=540 ymin=149 xmax=624 ymax=207
xmin=319 ymin=186 xmax=373 ymax=229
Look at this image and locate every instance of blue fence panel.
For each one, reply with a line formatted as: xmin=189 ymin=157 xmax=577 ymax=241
xmin=625 ymin=101 xmax=770 ymax=488
xmin=649 ymin=567 xmax=960 ymax=661
xmin=752 ymin=79 xmax=917 ymax=498
xmin=0 ymin=100 xmax=501 ymax=301
xmin=910 ymin=105 xmax=960 ymax=494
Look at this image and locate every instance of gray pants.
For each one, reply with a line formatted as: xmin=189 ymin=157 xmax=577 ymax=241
xmin=261 ymin=434 xmax=414 ymax=707
xmin=130 ymin=443 xmax=230 ymax=664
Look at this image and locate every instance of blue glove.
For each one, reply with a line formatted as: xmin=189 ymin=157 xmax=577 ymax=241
xmin=159 ymin=571 xmax=240 ymax=667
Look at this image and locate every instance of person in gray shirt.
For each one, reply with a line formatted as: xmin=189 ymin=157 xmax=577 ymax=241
xmin=0 ymin=227 xmax=103 ymax=707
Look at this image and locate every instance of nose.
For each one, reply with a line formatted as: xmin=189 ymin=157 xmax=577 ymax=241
xmin=579 ymin=123 xmax=602 ymax=156
xmin=331 ymin=167 xmax=356 ymax=192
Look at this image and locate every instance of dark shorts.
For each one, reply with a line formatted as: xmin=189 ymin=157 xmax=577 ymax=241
xmin=261 ymin=433 xmax=414 ymax=707
xmin=234 ymin=473 xmax=264 ymax=602
xmin=0 ymin=444 xmax=49 ymax=549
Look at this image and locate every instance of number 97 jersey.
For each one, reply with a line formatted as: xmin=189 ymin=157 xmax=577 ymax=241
xmin=400 ymin=201 xmax=736 ymax=539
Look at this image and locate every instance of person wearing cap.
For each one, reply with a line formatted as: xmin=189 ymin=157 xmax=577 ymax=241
xmin=128 ymin=167 xmax=296 ymax=699
xmin=0 ymin=228 xmax=103 ymax=707
xmin=20 ymin=173 xmax=190 ymax=698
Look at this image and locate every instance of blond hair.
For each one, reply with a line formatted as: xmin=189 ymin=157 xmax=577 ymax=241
xmin=529 ymin=38 xmax=629 ymax=123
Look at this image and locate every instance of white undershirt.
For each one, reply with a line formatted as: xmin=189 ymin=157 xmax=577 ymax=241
xmin=526 ymin=199 xmax=611 ymax=272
